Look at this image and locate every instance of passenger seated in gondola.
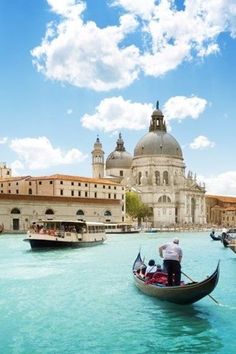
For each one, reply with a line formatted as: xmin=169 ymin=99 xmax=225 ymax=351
xmin=145 ymin=259 xmax=158 ymax=278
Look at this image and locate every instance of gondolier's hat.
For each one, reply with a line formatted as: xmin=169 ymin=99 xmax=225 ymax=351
xmin=173 ymin=237 xmax=179 ymax=244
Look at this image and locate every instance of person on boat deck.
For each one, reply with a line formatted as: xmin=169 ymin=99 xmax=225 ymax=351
xmin=159 ymin=238 xmax=182 ymax=286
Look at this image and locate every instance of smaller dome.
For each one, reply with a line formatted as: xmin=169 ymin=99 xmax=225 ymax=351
xmin=106 ymin=133 xmax=132 ymax=169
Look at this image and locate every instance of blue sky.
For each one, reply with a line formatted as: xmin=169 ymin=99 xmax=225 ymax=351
xmin=1 ymin=0 xmax=236 ymax=196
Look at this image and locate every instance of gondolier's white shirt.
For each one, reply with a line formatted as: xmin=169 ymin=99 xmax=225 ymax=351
xmin=161 ymin=242 xmax=182 ymax=261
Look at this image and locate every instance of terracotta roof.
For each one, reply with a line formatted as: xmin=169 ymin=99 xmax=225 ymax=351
xmin=206 ymin=195 xmax=236 ymax=203
xmin=0 ymin=176 xmax=30 ymax=182
xmin=0 ymin=174 xmax=121 ymax=186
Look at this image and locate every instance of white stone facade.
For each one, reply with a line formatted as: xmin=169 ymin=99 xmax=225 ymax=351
xmin=93 ymin=104 xmax=206 ymax=227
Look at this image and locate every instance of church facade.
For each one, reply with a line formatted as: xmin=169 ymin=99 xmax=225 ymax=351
xmin=92 ymin=103 xmax=206 ymax=227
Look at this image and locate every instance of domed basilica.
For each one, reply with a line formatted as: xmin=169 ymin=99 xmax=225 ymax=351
xmin=92 ymin=102 xmax=206 ymax=227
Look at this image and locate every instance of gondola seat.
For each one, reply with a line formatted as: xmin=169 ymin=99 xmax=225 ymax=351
xmin=145 ymin=272 xmax=168 ymax=285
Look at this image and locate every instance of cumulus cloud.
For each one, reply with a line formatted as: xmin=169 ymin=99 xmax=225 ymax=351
xmin=163 ymin=96 xmax=207 ymax=122
xmin=31 ymin=1 xmax=140 ymax=91
xmin=31 ymin=0 xmax=236 ymax=91
xmin=9 ymin=136 xmax=87 ymax=170
xmin=199 ymin=171 xmax=236 ymax=196
xmin=190 ymin=135 xmax=215 ymax=150
xmin=81 ymin=96 xmax=153 ymax=133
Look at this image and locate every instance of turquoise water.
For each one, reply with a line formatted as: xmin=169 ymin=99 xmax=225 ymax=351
xmin=0 ymin=232 xmax=235 ymax=354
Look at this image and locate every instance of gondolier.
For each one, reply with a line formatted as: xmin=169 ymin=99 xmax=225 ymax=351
xmin=159 ymin=238 xmax=182 ymax=286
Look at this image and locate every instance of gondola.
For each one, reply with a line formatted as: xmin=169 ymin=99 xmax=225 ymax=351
xmin=209 ymin=231 xmax=221 ymax=241
xmin=132 ymin=252 xmax=220 ymax=305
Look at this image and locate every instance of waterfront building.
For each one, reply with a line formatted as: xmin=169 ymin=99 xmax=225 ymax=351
xmin=93 ymin=103 xmax=206 ymax=227
xmin=206 ymin=194 xmax=236 ymax=227
xmin=0 ymin=172 xmax=125 ymax=232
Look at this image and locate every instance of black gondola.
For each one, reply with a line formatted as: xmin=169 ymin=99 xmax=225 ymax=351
xmin=132 ymin=252 xmax=220 ymax=305
xmin=210 ymin=231 xmax=221 ymax=241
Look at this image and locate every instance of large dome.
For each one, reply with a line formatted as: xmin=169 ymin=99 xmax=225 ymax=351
xmin=134 ymin=103 xmax=183 ymax=158
xmin=106 ymin=133 xmax=132 ymax=169
xmin=134 ymin=131 xmax=183 ymax=158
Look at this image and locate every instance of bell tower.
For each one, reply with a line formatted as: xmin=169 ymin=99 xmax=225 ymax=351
xmin=91 ymin=136 xmax=104 ymax=178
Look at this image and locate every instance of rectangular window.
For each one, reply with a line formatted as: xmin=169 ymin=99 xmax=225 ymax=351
xmin=94 ymin=192 xmax=97 ymax=198
xmin=60 ymin=189 xmax=63 ymax=196
xmin=103 ymin=185 xmax=105 ymax=189
xmin=71 ymin=190 xmax=74 ymax=196
xmin=60 ymin=181 xmax=63 ymax=185
xmin=39 ymin=181 xmax=42 ymax=185
xmin=50 ymin=181 xmax=53 ymax=184
xmin=94 ymin=184 xmax=97 ymax=188
xmin=78 ymin=191 xmax=81 ymax=197
xmin=114 ymin=194 xmax=116 ymax=199
xmin=78 ymin=182 xmax=81 ymax=186
xmin=120 ymin=170 xmax=123 ymax=176
xmin=85 ymin=183 xmax=88 ymax=187
xmin=85 ymin=191 xmax=88 ymax=197
xmin=29 ymin=182 xmax=31 ymax=186
xmin=108 ymin=193 xmax=111 ymax=199
xmin=16 ymin=189 xmax=19 ymax=194
xmin=71 ymin=182 xmax=74 ymax=186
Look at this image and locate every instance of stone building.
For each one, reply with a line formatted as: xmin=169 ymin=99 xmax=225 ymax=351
xmin=0 ymin=173 xmax=125 ymax=232
xmin=206 ymin=195 xmax=236 ymax=227
xmin=92 ymin=102 xmax=206 ymax=227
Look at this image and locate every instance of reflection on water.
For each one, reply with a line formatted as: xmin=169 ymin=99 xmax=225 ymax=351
xmin=132 ymin=298 xmax=223 ymax=354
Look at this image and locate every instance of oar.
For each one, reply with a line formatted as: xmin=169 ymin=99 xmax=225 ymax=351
xmin=181 ymin=270 xmax=220 ymax=305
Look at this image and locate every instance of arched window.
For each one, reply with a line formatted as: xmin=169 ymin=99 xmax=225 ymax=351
xmin=104 ymin=210 xmax=112 ymax=216
xmin=76 ymin=210 xmax=84 ymax=216
xmin=155 ymin=171 xmax=160 ymax=185
xmin=11 ymin=208 xmax=20 ymax=214
xmin=158 ymin=195 xmax=171 ymax=203
xmin=28 ymin=188 xmax=32 ymax=195
xmin=45 ymin=209 xmax=54 ymax=215
xmin=163 ymin=171 xmax=169 ymax=185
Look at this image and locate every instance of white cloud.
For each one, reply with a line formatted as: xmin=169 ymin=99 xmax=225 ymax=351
xmin=31 ymin=0 xmax=236 ymax=91
xmin=67 ymin=109 xmax=73 ymax=115
xmin=0 ymin=137 xmax=8 ymax=144
xmin=163 ymin=96 xmax=207 ymax=122
xmin=199 ymin=171 xmax=236 ymax=196
xmin=31 ymin=1 xmax=140 ymax=91
xmin=190 ymin=135 xmax=215 ymax=150
xmin=10 ymin=160 xmax=25 ymax=176
xmin=81 ymin=96 xmax=153 ymax=133
xmin=111 ymin=0 xmax=156 ymax=20
xmin=9 ymin=136 xmax=87 ymax=170
xmin=47 ymin=0 xmax=86 ymax=18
